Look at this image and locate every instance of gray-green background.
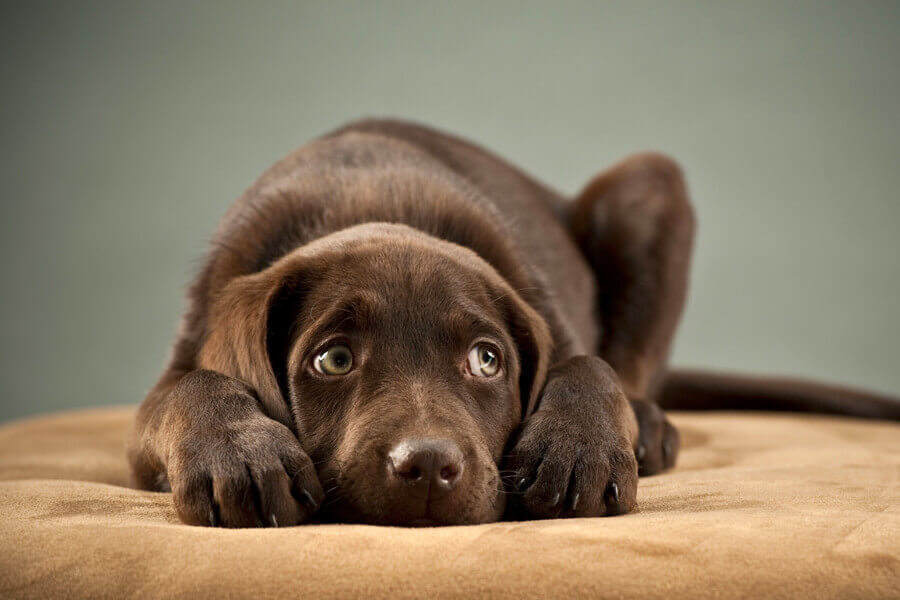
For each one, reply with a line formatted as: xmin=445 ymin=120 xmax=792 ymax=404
xmin=2 ymin=1 xmax=898 ymax=422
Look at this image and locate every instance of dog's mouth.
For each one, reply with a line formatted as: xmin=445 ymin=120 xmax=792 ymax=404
xmin=316 ymin=454 xmax=504 ymax=526
xmin=318 ymin=485 xmax=489 ymax=526
xmin=389 ymin=498 xmax=475 ymax=527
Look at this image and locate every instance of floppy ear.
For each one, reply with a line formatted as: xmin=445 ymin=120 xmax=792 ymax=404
xmin=197 ymin=255 xmax=308 ymax=429
xmin=497 ymin=290 xmax=553 ymax=420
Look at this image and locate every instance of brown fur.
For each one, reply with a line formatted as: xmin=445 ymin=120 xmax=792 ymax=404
xmin=127 ymin=118 xmax=898 ymax=528
xmin=125 ymin=119 xmax=693 ymax=526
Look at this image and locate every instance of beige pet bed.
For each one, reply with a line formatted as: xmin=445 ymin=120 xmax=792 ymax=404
xmin=0 ymin=407 xmax=897 ymax=599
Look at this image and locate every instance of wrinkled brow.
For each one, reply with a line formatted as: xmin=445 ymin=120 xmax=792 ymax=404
xmin=445 ymin=310 xmax=508 ymax=345
xmin=299 ymin=293 xmax=380 ymax=344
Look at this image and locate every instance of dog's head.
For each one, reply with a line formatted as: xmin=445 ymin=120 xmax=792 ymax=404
xmin=199 ymin=223 xmax=552 ymax=525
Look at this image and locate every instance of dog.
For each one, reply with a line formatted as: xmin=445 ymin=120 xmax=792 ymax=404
xmin=128 ymin=119 xmax=900 ymax=527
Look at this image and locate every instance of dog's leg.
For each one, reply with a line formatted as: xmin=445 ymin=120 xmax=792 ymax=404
xmin=127 ymin=368 xmax=324 ymax=527
xmin=570 ymin=153 xmax=695 ymax=475
xmin=506 ymin=355 xmax=639 ymax=519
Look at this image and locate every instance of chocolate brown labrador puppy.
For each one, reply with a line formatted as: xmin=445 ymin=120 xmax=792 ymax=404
xmin=128 ymin=119 xmax=900 ymax=527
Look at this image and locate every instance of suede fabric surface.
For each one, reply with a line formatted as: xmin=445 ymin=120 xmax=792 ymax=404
xmin=0 ymin=407 xmax=897 ymax=599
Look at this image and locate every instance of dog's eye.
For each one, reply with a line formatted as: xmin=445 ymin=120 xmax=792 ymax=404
xmin=467 ymin=344 xmax=500 ymax=377
xmin=314 ymin=344 xmax=354 ymax=376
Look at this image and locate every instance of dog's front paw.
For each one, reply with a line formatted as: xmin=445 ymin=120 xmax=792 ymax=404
xmin=168 ymin=413 xmax=324 ymax=528
xmin=506 ymin=357 xmax=639 ymax=519
xmin=630 ymin=399 xmax=680 ymax=476
xmin=164 ymin=374 xmax=325 ymax=528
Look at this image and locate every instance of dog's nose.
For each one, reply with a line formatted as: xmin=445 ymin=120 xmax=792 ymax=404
xmin=388 ymin=438 xmax=464 ymax=495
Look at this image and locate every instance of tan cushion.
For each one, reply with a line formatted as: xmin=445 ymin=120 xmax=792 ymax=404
xmin=0 ymin=407 xmax=897 ymax=599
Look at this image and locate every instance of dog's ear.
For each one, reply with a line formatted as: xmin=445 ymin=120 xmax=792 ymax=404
xmin=496 ymin=288 xmax=553 ymax=420
xmin=198 ymin=254 xmax=309 ymax=429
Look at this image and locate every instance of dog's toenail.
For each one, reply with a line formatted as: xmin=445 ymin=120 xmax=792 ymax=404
xmin=636 ymin=445 xmax=646 ymax=462
xmin=516 ymin=477 xmax=528 ymax=490
xmin=301 ymin=489 xmax=319 ymax=509
xmin=604 ymin=482 xmax=623 ymax=515
xmin=663 ymin=441 xmax=671 ymax=461
xmin=270 ymin=514 xmax=279 ymax=527
xmin=570 ymin=493 xmax=580 ymax=511
xmin=606 ymin=482 xmax=620 ymax=504
xmin=551 ymin=492 xmax=561 ymax=506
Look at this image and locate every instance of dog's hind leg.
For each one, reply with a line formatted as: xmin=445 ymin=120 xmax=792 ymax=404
xmin=570 ymin=153 xmax=695 ymax=475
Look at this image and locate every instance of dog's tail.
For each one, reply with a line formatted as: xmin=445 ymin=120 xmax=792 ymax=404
xmin=658 ymin=369 xmax=900 ymax=421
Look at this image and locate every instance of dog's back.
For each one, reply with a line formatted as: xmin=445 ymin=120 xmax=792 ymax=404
xmin=199 ymin=119 xmax=601 ymax=364
xmin=327 ymin=120 xmax=600 ymax=348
